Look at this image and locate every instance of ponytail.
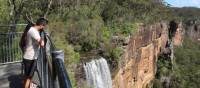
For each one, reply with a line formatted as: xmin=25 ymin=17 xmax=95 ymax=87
xmin=19 ymin=24 xmax=33 ymax=53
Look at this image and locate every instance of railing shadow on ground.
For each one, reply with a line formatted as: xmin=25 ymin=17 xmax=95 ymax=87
xmin=0 ymin=63 xmax=22 ymax=88
xmin=8 ymin=75 xmax=23 ymax=88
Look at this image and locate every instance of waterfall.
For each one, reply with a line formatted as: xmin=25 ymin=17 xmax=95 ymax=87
xmin=84 ymin=57 xmax=112 ymax=88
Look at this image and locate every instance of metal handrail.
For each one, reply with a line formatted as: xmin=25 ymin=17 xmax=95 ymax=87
xmin=52 ymin=50 xmax=72 ymax=88
xmin=38 ymin=32 xmax=72 ymax=88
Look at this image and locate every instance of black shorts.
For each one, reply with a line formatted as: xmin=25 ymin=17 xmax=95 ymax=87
xmin=22 ymin=59 xmax=37 ymax=78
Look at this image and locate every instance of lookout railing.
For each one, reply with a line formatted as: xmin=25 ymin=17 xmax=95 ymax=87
xmin=0 ymin=29 xmax=72 ymax=88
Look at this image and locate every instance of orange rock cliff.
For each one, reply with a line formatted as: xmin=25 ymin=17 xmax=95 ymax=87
xmin=112 ymin=22 xmax=183 ymax=88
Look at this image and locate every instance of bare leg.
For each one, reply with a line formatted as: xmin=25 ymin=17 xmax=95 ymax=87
xmin=24 ymin=78 xmax=31 ymax=88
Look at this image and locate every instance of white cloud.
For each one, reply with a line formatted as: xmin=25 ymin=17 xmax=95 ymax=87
xmin=191 ymin=0 xmax=200 ymax=4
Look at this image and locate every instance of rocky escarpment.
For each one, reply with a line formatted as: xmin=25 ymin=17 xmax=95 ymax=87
xmin=185 ymin=20 xmax=200 ymax=42
xmin=112 ymin=22 xmax=183 ymax=88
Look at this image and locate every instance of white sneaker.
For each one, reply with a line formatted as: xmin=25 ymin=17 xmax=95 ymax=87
xmin=30 ymin=82 xmax=38 ymax=88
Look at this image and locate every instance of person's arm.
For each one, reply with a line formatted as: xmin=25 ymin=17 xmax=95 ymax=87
xmin=36 ymin=38 xmax=45 ymax=48
xmin=29 ymin=28 xmax=45 ymax=48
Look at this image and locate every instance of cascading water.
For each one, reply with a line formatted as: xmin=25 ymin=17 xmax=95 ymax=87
xmin=84 ymin=57 xmax=112 ymax=88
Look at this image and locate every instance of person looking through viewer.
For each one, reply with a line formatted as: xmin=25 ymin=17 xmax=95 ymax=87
xmin=19 ymin=18 xmax=48 ymax=88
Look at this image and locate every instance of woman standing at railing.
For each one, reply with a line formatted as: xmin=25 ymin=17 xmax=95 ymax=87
xmin=19 ymin=18 xmax=48 ymax=88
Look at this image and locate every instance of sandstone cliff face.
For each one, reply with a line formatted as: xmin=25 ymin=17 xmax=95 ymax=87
xmin=173 ymin=23 xmax=183 ymax=46
xmin=185 ymin=22 xmax=200 ymax=42
xmin=112 ymin=22 xmax=182 ymax=88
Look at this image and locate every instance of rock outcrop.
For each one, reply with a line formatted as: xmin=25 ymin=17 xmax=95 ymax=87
xmin=185 ymin=21 xmax=200 ymax=42
xmin=112 ymin=22 xmax=183 ymax=88
xmin=173 ymin=23 xmax=183 ymax=46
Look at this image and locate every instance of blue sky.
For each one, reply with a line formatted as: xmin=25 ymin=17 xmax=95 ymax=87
xmin=165 ymin=0 xmax=200 ymax=8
